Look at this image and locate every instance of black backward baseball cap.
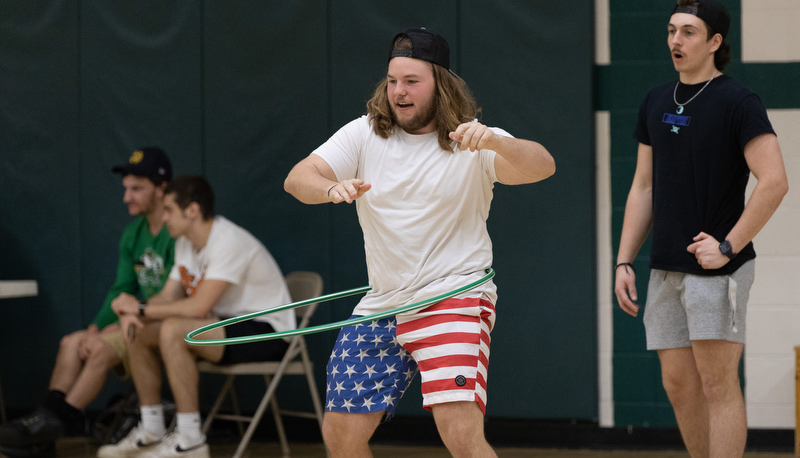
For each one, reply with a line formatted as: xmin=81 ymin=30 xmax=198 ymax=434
xmin=672 ymin=0 xmax=730 ymax=39
xmin=389 ymin=27 xmax=450 ymax=70
xmin=112 ymin=147 xmax=172 ymax=182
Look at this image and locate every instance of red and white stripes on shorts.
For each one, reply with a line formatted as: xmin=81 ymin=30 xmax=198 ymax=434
xmin=396 ymin=297 xmax=496 ymax=414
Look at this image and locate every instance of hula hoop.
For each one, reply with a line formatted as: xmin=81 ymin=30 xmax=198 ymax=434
xmin=185 ymin=268 xmax=494 ymax=346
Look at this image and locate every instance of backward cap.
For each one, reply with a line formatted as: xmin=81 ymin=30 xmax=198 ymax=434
xmin=388 ymin=27 xmax=450 ymax=70
xmin=672 ymin=0 xmax=730 ymax=39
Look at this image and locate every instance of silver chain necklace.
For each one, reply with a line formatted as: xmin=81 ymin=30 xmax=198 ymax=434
xmin=673 ymin=74 xmax=719 ymax=114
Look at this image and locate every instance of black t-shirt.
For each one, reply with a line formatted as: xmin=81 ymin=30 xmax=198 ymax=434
xmin=634 ymin=75 xmax=775 ymax=276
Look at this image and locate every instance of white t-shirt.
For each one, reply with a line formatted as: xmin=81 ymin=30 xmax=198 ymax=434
xmin=170 ymin=216 xmax=295 ymax=332
xmin=312 ymin=115 xmax=507 ymax=315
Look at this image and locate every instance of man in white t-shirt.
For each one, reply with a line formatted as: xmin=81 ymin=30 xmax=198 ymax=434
xmin=100 ymin=175 xmax=294 ymax=458
xmin=285 ymin=27 xmax=555 ymax=458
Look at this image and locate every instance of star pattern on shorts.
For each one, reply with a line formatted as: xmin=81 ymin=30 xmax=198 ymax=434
xmin=325 ymin=318 xmax=418 ymax=414
xmin=402 ymin=367 xmax=415 ymax=381
xmin=371 ymin=335 xmax=384 ymax=347
xmin=334 ymin=381 xmax=346 ymax=395
xmin=353 ymin=381 xmax=366 ymax=395
xmin=362 ymin=397 xmax=376 ymax=410
xmin=342 ymin=398 xmax=355 ymax=412
xmin=382 ymin=394 xmax=396 ymax=407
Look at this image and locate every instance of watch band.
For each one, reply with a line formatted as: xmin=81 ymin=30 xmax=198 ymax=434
xmin=719 ymin=240 xmax=737 ymax=260
xmin=139 ymin=301 xmax=147 ymax=317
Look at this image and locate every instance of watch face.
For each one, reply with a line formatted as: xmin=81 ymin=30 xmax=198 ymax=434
xmin=720 ymin=241 xmax=734 ymax=258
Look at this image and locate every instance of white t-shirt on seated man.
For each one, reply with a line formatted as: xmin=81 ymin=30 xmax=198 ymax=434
xmin=171 ymin=215 xmax=294 ymax=332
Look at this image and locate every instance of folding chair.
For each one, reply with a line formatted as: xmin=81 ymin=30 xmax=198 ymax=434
xmin=198 ymin=271 xmax=325 ymax=458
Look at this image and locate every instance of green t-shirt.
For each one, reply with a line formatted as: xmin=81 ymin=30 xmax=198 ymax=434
xmin=92 ymin=215 xmax=175 ymax=329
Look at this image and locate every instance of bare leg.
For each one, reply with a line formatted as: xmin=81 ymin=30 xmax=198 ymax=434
xmin=431 ymin=401 xmax=497 ymax=458
xmin=693 ymin=340 xmax=746 ymax=458
xmin=658 ymin=347 xmax=709 ymax=458
xmin=127 ymin=321 xmax=165 ymax=406
xmin=64 ymin=336 xmax=121 ymax=410
xmin=157 ymin=317 xmax=223 ymax=413
xmin=49 ymin=330 xmax=90 ymax=395
xmin=322 ymin=411 xmax=383 ymax=458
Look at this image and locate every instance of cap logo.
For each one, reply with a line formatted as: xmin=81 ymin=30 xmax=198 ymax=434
xmin=129 ymin=150 xmax=144 ymax=164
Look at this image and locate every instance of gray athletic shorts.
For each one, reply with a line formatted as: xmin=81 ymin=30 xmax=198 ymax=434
xmin=643 ymin=260 xmax=755 ymax=350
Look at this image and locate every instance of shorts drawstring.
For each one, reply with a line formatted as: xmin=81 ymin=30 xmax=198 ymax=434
xmin=728 ymin=276 xmax=738 ymax=333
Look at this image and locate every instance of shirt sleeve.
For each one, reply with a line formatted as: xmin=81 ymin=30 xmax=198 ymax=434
xmin=482 ymin=126 xmax=513 ymax=183
xmin=310 ymin=117 xmax=367 ymax=181
xmin=633 ymin=92 xmax=652 ymax=146
xmin=733 ymin=93 xmax=775 ymax=152
xmin=91 ymin=223 xmax=138 ymax=329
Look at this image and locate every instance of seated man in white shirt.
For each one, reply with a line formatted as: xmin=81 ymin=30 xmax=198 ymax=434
xmin=100 ymin=175 xmax=295 ymax=458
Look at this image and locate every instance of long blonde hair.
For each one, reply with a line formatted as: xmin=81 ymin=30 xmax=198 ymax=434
xmin=366 ymin=38 xmax=481 ymax=151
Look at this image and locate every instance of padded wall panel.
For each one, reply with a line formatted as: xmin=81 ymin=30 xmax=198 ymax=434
xmin=78 ymin=0 xmax=203 ymax=326
xmin=0 ymin=1 xmax=81 ymax=405
xmin=460 ymin=0 xmax=596 ymax=419
xmin=201 ymin=3 xmax=334 ymax=409
xmin=202 ymin=1 xmax=328 ymax=276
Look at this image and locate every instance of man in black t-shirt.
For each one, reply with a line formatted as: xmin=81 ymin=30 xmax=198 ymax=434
xmin=614 ymin=1 xmax=788 ymax=457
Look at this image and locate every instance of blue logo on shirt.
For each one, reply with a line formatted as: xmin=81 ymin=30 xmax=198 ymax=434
xmin=662 ymin=113 xmax=691 ymax=126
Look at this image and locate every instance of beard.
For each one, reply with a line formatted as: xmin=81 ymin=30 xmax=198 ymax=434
xmin=392 ymin=97 xmax=437 ymax=133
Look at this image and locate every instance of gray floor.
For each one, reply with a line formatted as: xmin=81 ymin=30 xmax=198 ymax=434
xmin=10 ymin=437 xmax=793 ymax=458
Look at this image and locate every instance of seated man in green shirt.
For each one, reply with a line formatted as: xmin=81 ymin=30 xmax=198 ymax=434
xmin=0 ymin=147 xmax=175 ymax=454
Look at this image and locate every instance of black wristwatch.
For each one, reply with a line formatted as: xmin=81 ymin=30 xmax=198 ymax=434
xmin=138 ymin=300 xmax=147 ymax=317
xmin=719 ymin=240 xmax=737 ymax=260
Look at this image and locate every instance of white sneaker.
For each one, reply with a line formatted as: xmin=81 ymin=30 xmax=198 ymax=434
xmin=138 ymin=432 xmax=210 ymax=458
xmin=97 ymin=425 xmax=163 ymax=457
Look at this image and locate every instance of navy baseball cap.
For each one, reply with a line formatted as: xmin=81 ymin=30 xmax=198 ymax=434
xmin=672 ymin=0 xmax=730 ymax=39
xmin=112 ymin=147 xmax=172 ymax=182
xmin=389 ymin=27 xmax=450 ymax=70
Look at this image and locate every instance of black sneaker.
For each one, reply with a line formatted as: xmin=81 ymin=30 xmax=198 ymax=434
xmin=0 ymin=407 xmax=65 ymax=447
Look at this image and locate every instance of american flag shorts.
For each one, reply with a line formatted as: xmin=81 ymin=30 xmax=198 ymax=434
xmin=325 ymin=297 xmax=496 ymax=419
xmin=325 ymin=316 xmax=417 ymax=420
